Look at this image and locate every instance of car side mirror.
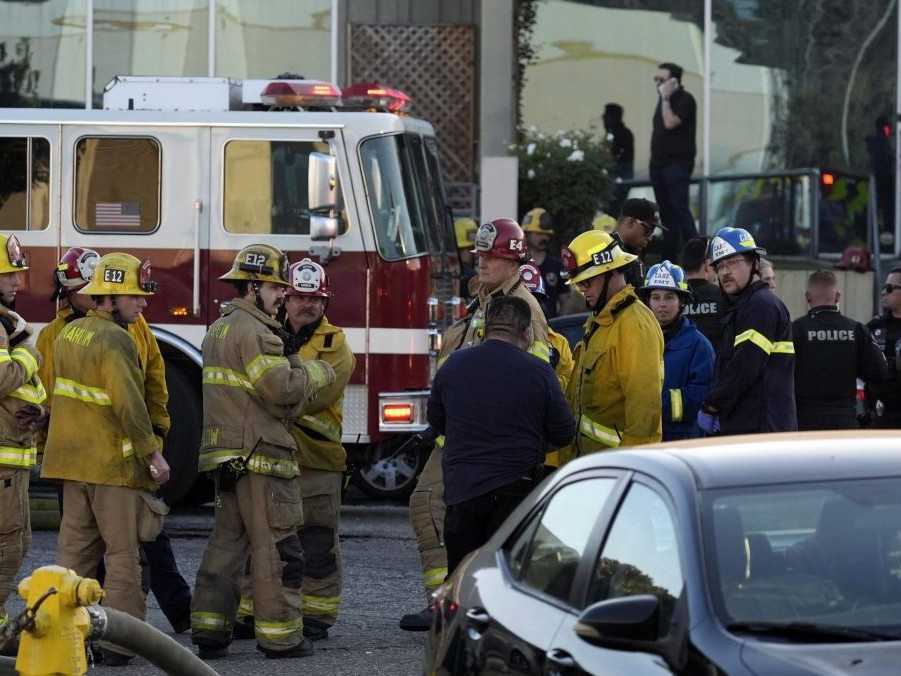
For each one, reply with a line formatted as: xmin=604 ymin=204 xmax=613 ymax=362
xmin=308 ymin=152 xmax=337 ymax=211
xmin=575 ymin=594 xmax=688 ymax=672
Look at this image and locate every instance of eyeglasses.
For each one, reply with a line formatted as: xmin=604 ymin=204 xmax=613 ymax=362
xmin=883 ymin=284 xmax=901 ymax=294
xmin=634 ymin=218 xmax=656 ymax=236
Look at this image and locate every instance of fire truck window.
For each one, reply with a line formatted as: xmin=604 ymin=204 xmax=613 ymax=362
xmin=74 ymin=137 xmax=160 ymax=233
xmin=223 ymin=140 xmax=331 ymax=235
xmin=361 ymin=135 xmax=428 ymax=261
xmin=0 ymin=137 xmax=50 ymax=231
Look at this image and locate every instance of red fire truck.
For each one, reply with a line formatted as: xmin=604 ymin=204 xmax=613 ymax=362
xmin=0 ymin=76 xmax=460 ymax=502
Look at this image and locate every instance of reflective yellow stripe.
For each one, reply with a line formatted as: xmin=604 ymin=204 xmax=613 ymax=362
xmin=238 ymin=596 xmax=254 ymax=619
xmin=246 ymin=454 xmax=299 ymax=479
xmin=11 ymin=348 xmax=38 ymax=380
xmin=298 ymin=414 xmax=342 ymax=443
xmin=734 ymin=330 xmax=794 ymax=356
xmin=122 ymin=438 xmax=134 ymax=458
xmin=303 ymin=595 xmax=340 ymax=616
xmin=202 ymin=367 xmax=253 ymax=391
xmin=191 ymin=611 xmax=230 ymax=632
xmin=303 ymin=360 xmax=332 ymax=390
xmin=434 ymin=435 xmax=445 ymax=449
xmin=254 ymin=617 xmax=303 ymax=640
xmin=246 ymin=354 xmax=290 ymax=385
xmin=198 ymin=448 xmax=244 ymax=473
xmin=10 ymin=379 xmax=46 ymax=405
xmin=53 ymin=377 xmax=111 ymax=406
xmin=0 ymin=350 xmax=11 ymax=365
xmin=0 ymin=446 xmax=36 ymax=468
xmin=528 ymin=340 xmax=551 ymax=363
xmin=772 ymin=341 xmax=795 ymax=354
xmin=578 ymin=414 xmax=621 ymax=448
xmin=670 ymin=389 xmax=684 ymax=423
xmin=424 ymin=566 xmax=447 ymax=589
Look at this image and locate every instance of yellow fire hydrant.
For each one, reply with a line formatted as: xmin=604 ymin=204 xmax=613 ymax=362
xmin=14 ymin=565 xmax=104 ymax=676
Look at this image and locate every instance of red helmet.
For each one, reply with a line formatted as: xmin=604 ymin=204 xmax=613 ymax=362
xmin=287 ymin=258 xmax=330 ymax=298
xmin=471 ymin=218 xmax=529 ymax=262
xmin=54 ymin=247 xmax=100 ymax=299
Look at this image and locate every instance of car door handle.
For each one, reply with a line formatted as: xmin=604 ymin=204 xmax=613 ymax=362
xmin=546 ymin=648 xmax=576 ymax=669
xmin=465 ymin=607 xmax=491 ymax=628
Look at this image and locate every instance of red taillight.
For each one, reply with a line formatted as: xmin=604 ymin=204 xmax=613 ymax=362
xmin=343 ymin=82 xmax=412 ymax=113
xmin=382 ymin=403 xmax=414 ymax=424
xmin=260 ymin=80 xmax=341 ymax=108
xmin=821 ymin=172 xmax=835 ymax=186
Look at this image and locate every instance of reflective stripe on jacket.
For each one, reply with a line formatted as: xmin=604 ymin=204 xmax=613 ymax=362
xmin=0 ymin=316 xmax=44 ymax=470
xmin=562 ymin=285 xmax=664 ymax=464
xmin=661 ymin=317 xmax=715 ymax=441
xmin=41 ymin=310 xmax=160 ymax=489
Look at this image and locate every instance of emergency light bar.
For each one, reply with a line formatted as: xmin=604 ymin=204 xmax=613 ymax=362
xmin=260 ymin=80 xmax=341 ymax=108
xmin=342 ymin=82 xmax=412 ymax=113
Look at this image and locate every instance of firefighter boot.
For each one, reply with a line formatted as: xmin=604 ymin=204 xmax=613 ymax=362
xmin=257 ymin=637 xmax=314 ymax=659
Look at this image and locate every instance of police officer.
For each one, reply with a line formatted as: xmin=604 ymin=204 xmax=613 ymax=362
xmin=611 ymin=198 xmax=666 ymax=290
xmin=679 ymin=236 xmax=723 ymax=349
xmin=41 ymin=253 xmax=169 ymax=666
xmin=560 ymin=229 xmax=664 ymax=463
xmin=401 ymin=219 xmax=550 ymax=631
xmin=866 ymin=266 xmax=901 ymax=427
xmin=191 ymin=244 xmax=335 ymax=660
xmin=698 ymin=228 xmax=797 ymax=435
xmin=793 ymin=270 xmax=887 ymax=430
xmin=0 ymin=235 xmax=45 ymax=644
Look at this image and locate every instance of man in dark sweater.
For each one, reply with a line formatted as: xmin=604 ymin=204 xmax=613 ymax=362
xmin=427 ymin=296 xmax=575 ymax=575
xmin=680 ymin=237 xmax=723 ymax=350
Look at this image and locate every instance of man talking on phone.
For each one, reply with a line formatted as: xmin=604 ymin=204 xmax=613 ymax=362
xmin=650 ymin=61 xmax=698 ymax=262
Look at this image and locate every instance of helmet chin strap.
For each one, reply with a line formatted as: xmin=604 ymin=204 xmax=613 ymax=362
xmin=735 ymin=255 xmax=759 ymax=296
xmin=591 ymin=272 xmax=613 ymax=314
xmin=251 ymin=281 xmax=268 ymax=315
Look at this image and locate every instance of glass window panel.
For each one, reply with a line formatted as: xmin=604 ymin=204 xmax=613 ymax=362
xmin=223 ymin=139 xmax=331 ymax=235
xmin=216 ymin=1 xmax=331 ymax=80
xmin=0 ymin=0 xmax=87 ymax=108
xmin=0 ymin=137 xmax=50 ymax=231
xmin=74 ymin=137 xmax=160 ymax=232
xmin=92 ymin=0 xmax=209 ymax=103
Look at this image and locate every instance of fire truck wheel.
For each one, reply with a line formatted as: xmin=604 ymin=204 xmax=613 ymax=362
xmin=158 ymin=361 xmax=202 ymax=505
xmin=352 ymin=437 xmax=427 ymax=500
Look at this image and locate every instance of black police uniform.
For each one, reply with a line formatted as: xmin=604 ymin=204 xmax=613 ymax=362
xmin=704 ymin=280 xmax=797 ymax=434
xmin=866 ymin=314 xmax=901 ymax=427
xmin=793 ymin=305 xmax=887 ymax=430
xmin=612 ymin=232 xmax=645 ymax=290
xmin=683 ymin=278 xmax=722 ymax=350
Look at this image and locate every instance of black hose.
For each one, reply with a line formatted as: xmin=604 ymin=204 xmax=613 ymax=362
xmin=0 ymin=656 xmax=14 ymax=674
xmin=93 ymin=607 xmax=218 ymax=676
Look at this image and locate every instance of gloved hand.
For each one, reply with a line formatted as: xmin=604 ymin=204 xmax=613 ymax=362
xmin=697 ymin=410 xmax=720 ymax=435
xmin=5 ymin=310 xmax=30 ymax=343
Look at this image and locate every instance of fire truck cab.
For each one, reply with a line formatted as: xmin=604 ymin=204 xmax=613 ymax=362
xmin=0 ymin=76 xmax=460 ymax=502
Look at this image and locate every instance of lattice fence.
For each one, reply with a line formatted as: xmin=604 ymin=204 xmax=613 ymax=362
xmin=349 ymin=23 xmax=476 ymax=184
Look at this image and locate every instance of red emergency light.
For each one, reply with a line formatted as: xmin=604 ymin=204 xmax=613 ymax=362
xmin=382 ymin=402 xmax=415 ymax=424
xmin=342 ymin=82 xmax=412 ymax=113
xmin=821 ymin=172 xmax=835 ymax=186
xmin=260 ymin=80 xmax=341 ymax=108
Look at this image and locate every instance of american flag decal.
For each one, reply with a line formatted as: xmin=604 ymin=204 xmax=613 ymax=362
xmin=95 ymin=202 xmax=141 ymax=228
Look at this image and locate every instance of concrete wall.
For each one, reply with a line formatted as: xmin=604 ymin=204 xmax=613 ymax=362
xmin=775 ymin=267 xmax=876 ymax=324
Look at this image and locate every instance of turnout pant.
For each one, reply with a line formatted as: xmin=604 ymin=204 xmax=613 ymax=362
xmin=408 ymin=447 xmax=447 ymax=599
xmin=57 ymin=482 xmax=149 ymax=657
xmin=238 ymin=469 xmax=343 ymax=630
xmin=0 ymin=468 xmax=30 ymax=626
xmin=191 ymin=471 xmax=304 ymax=652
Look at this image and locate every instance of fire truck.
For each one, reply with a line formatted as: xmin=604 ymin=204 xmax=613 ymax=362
xmin=0 ymin=76 xmax=461 ymax=502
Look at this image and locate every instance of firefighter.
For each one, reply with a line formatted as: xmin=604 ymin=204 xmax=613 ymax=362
xmin=698 ymin=227 xmax=797 ymax=435
xmin=612 ymin=197 xmax=665 ymax=289
xmin=36 ymin=247 xmax=192 ymax=635
xmin=794 ymin=270 xmax=887 ymax=430
xmin=401 ymin=218 xmax=550 ymax=632
xmin=522 ymin=207 xmax=566 ymax=317
xmin=560 ymin=230 xmax=664 ymax=463
xmin=235 ymin=258 xmax=355 ymax=642
xmin=41 ymin=252 xmax=169 ymax=667
xmin=454 ymin=217 xmax=477 ymax=298
xmin=191 ymin=244 xmax=335 ymax=661
xmin=0 ymin=235 xmax=45 ymax=645
xmin=639 ymin=261 xmax=714 ymax=440
xmin=865 ymin=267 xmax=901 ymax=427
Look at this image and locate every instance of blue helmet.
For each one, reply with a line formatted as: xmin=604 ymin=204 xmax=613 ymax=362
xmin=707 ymin=227 xmax=766 ymax=265
xmin=642 ymin=260 xmax=691 ymax=298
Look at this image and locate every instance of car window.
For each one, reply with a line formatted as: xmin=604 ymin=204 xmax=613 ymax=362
xmin=506 ymin=478 xmax=616 ymax=604
xmin=588 ymin=483 xmax=684 ymax=635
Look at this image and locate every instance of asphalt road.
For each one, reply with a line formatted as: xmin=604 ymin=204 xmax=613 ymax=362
xmin=11 ymin=498 xmax=428 ymax=675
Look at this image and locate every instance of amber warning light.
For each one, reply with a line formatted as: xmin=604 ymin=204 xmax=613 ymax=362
xmin=382 ymin=403 xmax=415 ymax=424
xmin=821 ymin=172 xmax=835 ymax=186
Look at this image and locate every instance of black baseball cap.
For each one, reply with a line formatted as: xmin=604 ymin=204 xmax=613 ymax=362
xmin=620 ymin=198 xmax=667 ymax=231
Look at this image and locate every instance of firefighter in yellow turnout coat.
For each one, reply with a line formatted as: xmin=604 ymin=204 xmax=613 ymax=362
xmin=236 ymin=259 xmax=355 ymax=642
xmin=0 ymin=235 xmax=46 ymax=637
xmin=560 ymin=230 xmax=664 ymax=464
xmin=402 ymin=219 xmax=550 ymax=631
xmin=41 ymin=252 xmax=170 ymax=666
xmin=191 ymin=244 xmax=336 ymax=661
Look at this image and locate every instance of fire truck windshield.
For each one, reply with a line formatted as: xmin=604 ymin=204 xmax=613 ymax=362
xmin=361 ymin=134 xmax=430 ymax=261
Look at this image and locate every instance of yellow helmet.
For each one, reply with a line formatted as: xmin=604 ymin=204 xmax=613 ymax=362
xmin=521 ymin=207 xmax=554 ymax=235
xmin=220 ymin=244 xmax=290 ymax=286
xmin=454 ymin=218 xmax=477 ymax=250
xmin=79 ymin=253 xmax=157 ymax=296
xmin=562 ymin=230 xmax=637 ymax=286
xmin=591 ymin=214 xmax=617 ymax=233
xmin=0 ymin=235 xmax=28 ymax=274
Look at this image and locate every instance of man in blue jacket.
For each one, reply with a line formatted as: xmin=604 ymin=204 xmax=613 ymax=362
xmin=427 ymin=295 xmax=575 ymax=575
xmin=640 ymin=261 xmax=715 ymax=440
xmin=699 ymin=227 xmax=797 ymax=435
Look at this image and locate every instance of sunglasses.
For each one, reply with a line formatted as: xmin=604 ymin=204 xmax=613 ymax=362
xmin=883 ymin=284 xmax=901 ymax=294
xmin=634 ymin=218 xmax=656 ymax=236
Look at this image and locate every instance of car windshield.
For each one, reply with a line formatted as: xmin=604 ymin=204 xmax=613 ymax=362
xmin=702 ymin=477 xmax=901 ymax=636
